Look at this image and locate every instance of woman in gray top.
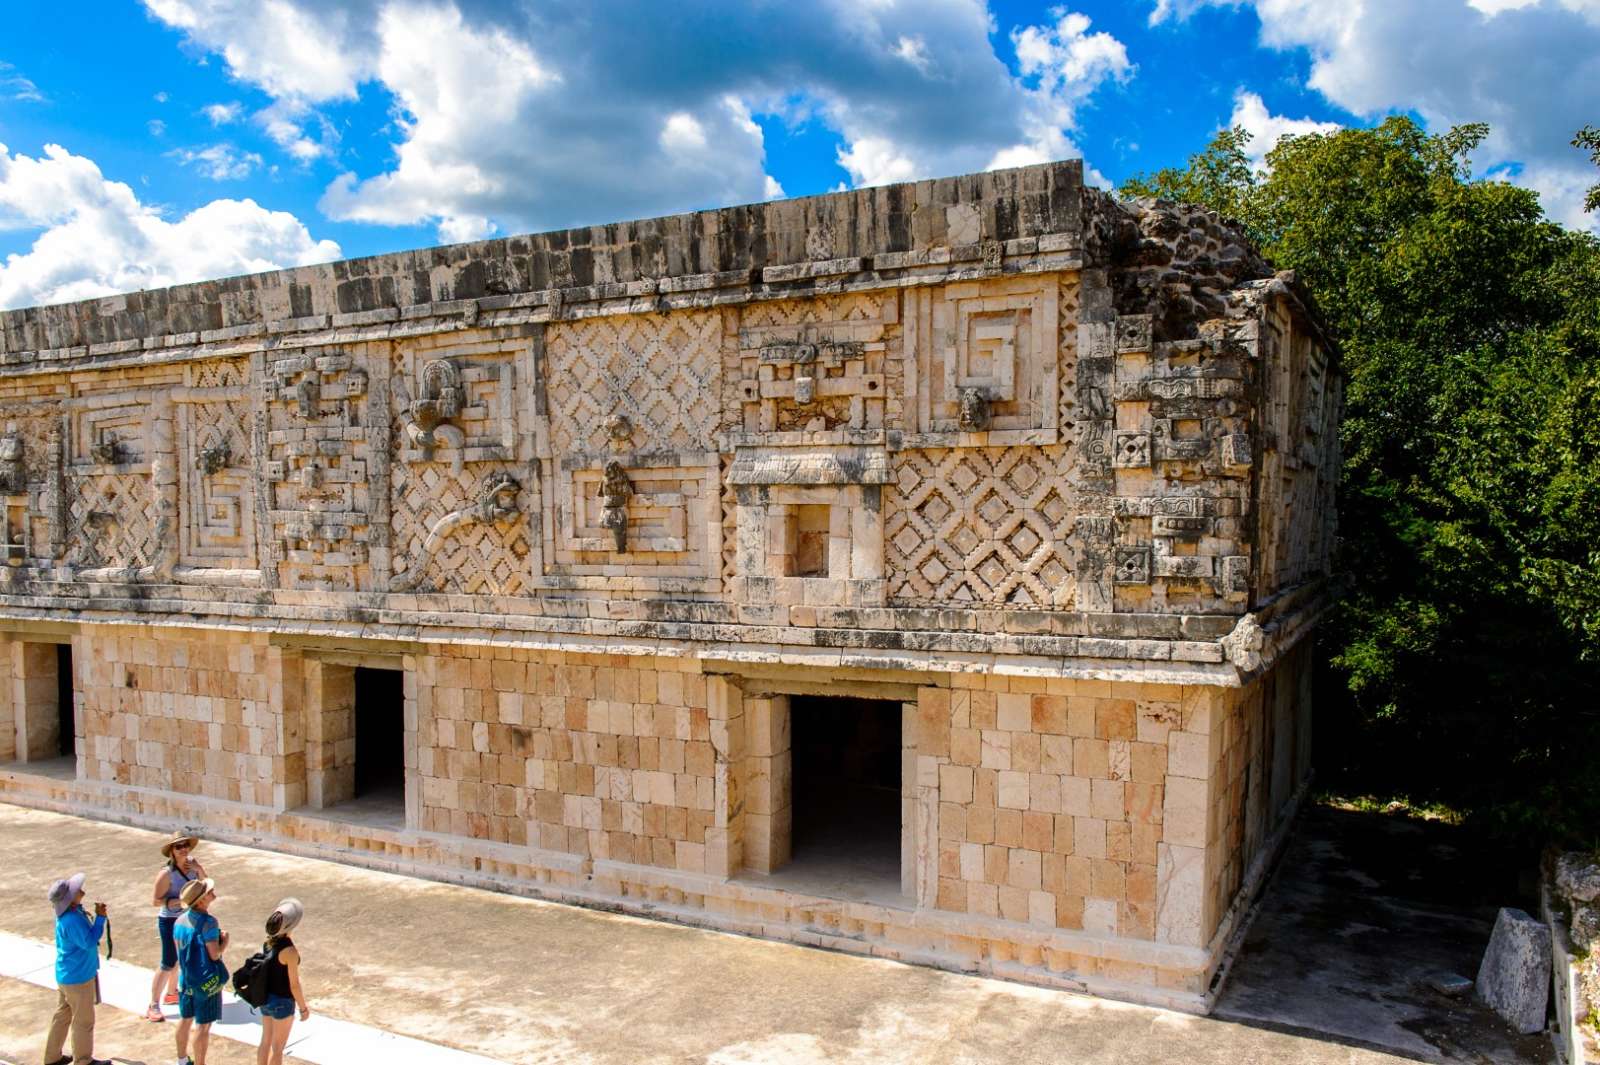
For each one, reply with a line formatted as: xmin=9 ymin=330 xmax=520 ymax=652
xmin=146 ymin=832 xmax=206 ymax=1022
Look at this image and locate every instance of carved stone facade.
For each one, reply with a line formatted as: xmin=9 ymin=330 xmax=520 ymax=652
xmin=0 ymin=161 xmax=1338 ymax=1013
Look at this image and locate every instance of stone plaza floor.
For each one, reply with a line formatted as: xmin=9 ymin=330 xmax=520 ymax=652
xmin=0 ymin=802 xmax=1468 ymax=1064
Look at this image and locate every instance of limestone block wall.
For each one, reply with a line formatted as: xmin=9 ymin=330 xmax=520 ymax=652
xmin=67 ymin=628 xmax=276 ymax=804
xmin=411 ymin=649 xmax=722 ymax=873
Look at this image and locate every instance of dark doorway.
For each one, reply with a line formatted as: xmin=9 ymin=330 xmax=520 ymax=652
xmin=55 ymin=644 xmax=74 ymax=758
xmin=353 ymin=667 xmax=404 ymax=800
xmin=787 ymin=695 xmax=902 ymax=901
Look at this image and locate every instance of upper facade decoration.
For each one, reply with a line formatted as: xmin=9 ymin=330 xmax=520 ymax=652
xmin=0 ymin=161 xmax=1341 ymax=679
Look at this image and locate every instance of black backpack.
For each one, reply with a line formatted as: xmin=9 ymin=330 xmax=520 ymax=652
xmin=231 ymin=942 xmax=278 ymax=1008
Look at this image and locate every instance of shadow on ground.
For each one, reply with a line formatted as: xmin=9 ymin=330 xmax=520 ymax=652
xmin=1216 ymin=803 xmax=1554 ymax=1064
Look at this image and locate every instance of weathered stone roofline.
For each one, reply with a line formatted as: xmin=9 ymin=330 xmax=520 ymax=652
xmin=0 ymin=161 xmax=1088 ymax=363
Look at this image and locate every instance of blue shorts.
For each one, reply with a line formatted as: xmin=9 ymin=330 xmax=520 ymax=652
xmin=261 ymin=994 xmax=296 ymax=1020
xmin=179 ymin=986 xmax=222 ymax=1025
xmin=157 ymin=915 xmax=178 ymax=971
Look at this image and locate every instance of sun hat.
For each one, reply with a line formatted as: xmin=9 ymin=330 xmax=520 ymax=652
xmin=179 ymin=877 xmax=216 ymax=908
xmin=266 ymin=897 xmax=304 ymax=939
xmin=47 ymin=872 xmax=86 ymax=918
xmin=160 ymin=831 xmax=199 ymax=859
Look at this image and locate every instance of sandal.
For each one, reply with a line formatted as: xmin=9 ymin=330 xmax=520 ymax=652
xmin=146 ymin=1003 xmax=165 ymax=1022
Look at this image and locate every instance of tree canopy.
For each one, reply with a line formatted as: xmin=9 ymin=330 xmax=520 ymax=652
xmin=1123 ymin=118 xmax=1600 ymax=844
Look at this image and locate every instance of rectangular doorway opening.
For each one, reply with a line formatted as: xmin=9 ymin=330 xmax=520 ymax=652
xmin=350 ymin=666 xmax=405 ymax=823
xmin=55 ymin=644 xmax=74 ymax=759
xmin=783 ymin=695 xmax=903 ymax=904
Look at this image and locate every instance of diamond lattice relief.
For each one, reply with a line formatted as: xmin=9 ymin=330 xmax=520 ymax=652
xmin=885 ymin=446 xmax=1075 ymax=607
xmin=389 ymin=460 xmax=530 ymax=595
xmin=547 ymin=311 xmax=721 ymax=455
xmin=71 ymin=472 xmax=159 ymax=569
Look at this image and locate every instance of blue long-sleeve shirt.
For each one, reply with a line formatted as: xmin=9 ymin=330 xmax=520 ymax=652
xmin=54 ymin=906 xmax=105 ymax=985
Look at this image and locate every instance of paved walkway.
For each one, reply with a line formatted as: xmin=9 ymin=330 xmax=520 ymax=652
xmin=0 ymin=803 xmax=1414 ymax=1064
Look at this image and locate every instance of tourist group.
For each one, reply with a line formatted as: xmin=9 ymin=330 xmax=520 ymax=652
xmin=41 ymin=831 xmax=312 ymax=1065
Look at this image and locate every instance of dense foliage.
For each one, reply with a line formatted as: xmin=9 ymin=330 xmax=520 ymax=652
xmin=1122 ymin=119 xmax=1600 ymax=845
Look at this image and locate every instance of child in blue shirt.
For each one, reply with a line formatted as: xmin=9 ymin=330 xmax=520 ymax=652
xmin=172 ymin=877 xmax=228 ymax=1065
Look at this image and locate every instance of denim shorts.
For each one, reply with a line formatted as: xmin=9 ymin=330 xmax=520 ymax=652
xmin=261 ymin=994 xmax=296 ymax=1020
xmin=179 ymin=986 xmax=222 ymax=1025
xmin=157 ymin=915 xmax=178 ymax=970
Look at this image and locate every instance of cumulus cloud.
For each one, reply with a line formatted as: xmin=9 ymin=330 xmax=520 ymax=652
xmin=0 ymin=142 xmax=340 ymax=309
xmin=1153 ymin=0 xmax=1600 ymax=229
xmin=169 ymin=142 xmax=264 ymax=180
xmin=142 ymin=0 xmax=1134 ymax=238
xmin=1228 ymin=90 xmax=1341 ymax=169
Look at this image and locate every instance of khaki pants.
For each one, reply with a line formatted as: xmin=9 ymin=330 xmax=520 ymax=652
xmin=43 ymin=978 xmax=96 ymax=1065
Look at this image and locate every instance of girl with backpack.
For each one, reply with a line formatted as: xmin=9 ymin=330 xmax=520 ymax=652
xmin=255 ymin=898 xmax=310 ymax=1065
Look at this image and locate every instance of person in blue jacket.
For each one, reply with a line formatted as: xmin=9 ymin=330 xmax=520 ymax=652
xmin=43 ymin=872 xmax=112 ymax=1065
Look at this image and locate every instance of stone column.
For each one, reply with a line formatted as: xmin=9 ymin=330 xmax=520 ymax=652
xmin=303 ymin=660 xmax=355 ymax=808
xmin=743 ymin=694 xmax=791 ymax=873
xmin=267 ymin=646 xmax=307 ymax=811
xmin=705 ymin=676 xmax=744 ymax=877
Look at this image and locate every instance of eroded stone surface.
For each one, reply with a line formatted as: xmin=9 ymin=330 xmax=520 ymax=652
xmin=1476 ymin=907 xmax=1552 ymax=1034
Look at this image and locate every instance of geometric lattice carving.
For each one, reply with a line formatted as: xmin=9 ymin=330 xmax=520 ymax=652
xmin=546 ymin=312 xmax=720 ymax=456
xmin=389 ymin=465 xmax=528 ymax=594
xmin=885 ymin=446 xmax=1073 ymax=607
xmin=69 ymin=472 xmax=159 ymax=569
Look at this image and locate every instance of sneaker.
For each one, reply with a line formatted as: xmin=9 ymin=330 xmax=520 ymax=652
xmin=146 ymin=1003 xmax=165 ymax=1021
xmin=163 ymin=988 xmax=180 ymax=1005
xmin=44 ymin=1056 xmax=70 ymax=1065
xmin=175 ymin=1057 xmax=193 ymax=1065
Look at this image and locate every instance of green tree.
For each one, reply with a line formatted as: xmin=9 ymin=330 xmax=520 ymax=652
xmin=1122 ymin=118 xmax=1600 ymax=844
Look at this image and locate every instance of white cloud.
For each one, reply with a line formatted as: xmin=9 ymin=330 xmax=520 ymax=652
xmin=147 ymin=119 xmax=167 ymax=137
xmin=1228 ymin=90 xmax=1341 ymax=168
xmin=202 ymin=101 xmax=243 ymax=125
xmin=1154 ymin=0 xmax=1600 ymax=229
xmin=255 ymin=98 xmax=335 ymax=163
xmin=143 ymin=0 xmax=1135 ymax=236
xmin=0 ymin=142 xmax=340 ymax=309
xmin=0 ymin=63 xmax=44 ymax=103
xmin=169 ymin=143 xmax=264 ymax=180
xmin=153 ymin=91 xmax=170 ymax=103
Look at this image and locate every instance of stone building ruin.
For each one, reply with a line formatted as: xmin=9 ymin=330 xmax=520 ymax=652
xmin=0 ymin=160 xmax=1339 ymax=1011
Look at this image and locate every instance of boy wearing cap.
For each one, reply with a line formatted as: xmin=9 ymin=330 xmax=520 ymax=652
xmin=172 ymin=877 xmax=228 ymax=1065
xmin=43 ymin=872 xmax=112 ymax=1065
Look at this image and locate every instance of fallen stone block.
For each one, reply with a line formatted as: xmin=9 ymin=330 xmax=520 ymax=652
xmin=1475 ymin=906 xmax=1552 ymax=1034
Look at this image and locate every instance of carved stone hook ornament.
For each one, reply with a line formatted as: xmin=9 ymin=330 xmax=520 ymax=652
xmin=387 ymin=471 xmax=522 ymax=593
xmin=599 ymin=460 xmax=631 ymax=552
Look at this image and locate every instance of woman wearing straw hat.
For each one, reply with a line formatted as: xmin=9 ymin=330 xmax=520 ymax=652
xmin=256 ymin=898 xmax=310 ymax=1065
xmin=146 ymin=832 xmax=207 ymax=1022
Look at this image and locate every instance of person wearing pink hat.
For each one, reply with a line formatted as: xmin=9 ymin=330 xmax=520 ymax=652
xmin=43 ymin=872 xmax=112 ymax=1065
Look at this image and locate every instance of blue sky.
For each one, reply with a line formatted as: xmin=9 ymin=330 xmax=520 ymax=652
xmin=0 ymin=0 xmax=1595 ymax=309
